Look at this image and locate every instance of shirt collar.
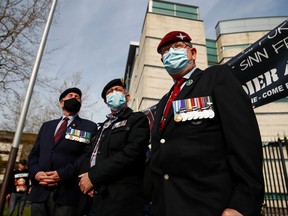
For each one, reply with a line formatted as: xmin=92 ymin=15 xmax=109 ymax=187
xmin=173 ymin=67 xmax=198 ymax=83
xmin=183 ymin=67 xmax=197 ymax=79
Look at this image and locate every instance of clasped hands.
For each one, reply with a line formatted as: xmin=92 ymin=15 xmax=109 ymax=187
xmin=35 ymin=171 xmax=60 ymax=187
xmin=78 ymin=172 xmax=94 ymax=197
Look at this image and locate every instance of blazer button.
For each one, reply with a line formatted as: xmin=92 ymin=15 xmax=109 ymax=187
xmin=164 ymin=174 xmax=169 ymax=180
xmin=160 ymin=139 xmax=165 ymax=144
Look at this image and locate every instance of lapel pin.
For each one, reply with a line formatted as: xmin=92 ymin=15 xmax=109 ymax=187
xmin=186 ymin=79 xmax=193 ymax=86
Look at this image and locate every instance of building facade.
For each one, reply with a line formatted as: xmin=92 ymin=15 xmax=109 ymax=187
xmin=124 ymin=0 xmax=288 ymax=141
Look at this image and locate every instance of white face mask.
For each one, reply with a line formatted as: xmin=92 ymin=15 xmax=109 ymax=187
xmin=106 ymin=90 xmax=126 ymax=110
xmin=162 ymin=48 xmax=190 ymax=75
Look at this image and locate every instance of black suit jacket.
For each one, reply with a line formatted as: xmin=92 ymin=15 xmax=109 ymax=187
xmin=78 ymin=108 xmax=150 ymax=216
xmin=150 ymin=65 xmax=264 ymax=216
xmin=28 ymin=115 xmax=97 ymax=206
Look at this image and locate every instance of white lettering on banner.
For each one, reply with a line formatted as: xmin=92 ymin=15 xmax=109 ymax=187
xmin=240 ymin=48 xmax=269 ymax=71
xmin=251 ymin=96 xmax=258 ymax=104
xmin=285 ymin=61 xmax=288 ymax=76
xmin=267 ymin=21 xmax=288 ymax=41
xmin=286 ymin=82 xmax=288 ymax=89
xmin=242 ymin=69 xmax=279 ymax=95
xmin=272 ymin=36 xmax=288 ymax=54
xmin=262 ymin=85 xmax=284 ymax=98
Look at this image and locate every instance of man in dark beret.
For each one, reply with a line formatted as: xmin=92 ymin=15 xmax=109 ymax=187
xmin=78 ymin=78 xmax=150 ymax=216
xmin=28 ymin=87 xmax=97 ymax=216
xmin=150 ymin=31 xmax=264 ymax=216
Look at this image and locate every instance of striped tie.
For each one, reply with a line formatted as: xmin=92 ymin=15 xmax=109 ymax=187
xmin=159 ymin=78 xmax=186 ymax=130
xmin=54 ymin=117 xmax=69 ymax=143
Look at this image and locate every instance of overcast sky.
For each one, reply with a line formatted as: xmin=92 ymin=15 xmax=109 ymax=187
xmin=40 ymin=0 xmax=287 ymax=122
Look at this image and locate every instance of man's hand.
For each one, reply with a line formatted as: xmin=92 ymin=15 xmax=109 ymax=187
xmin=222 ymin=208 xmax=243 ymax=216
xmin=87 ymin=190 xmax=94 ymax=198
xmin=79 ymin=172 xmax=93 ymax=194
xmin=35 ymin=171 xmax=60 ymax=187
xmin=35 ymin=171 xmax=47 ymax=182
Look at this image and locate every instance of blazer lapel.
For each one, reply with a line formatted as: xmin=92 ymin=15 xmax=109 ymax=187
xmin=154 ymin=89 xmax=173 ymax=134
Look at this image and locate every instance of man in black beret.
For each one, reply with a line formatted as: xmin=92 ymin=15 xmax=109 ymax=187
xmin=28 ymin=87 xmax=97 ymax=216
xmin=150 ymin=31 xmax=264 ymax=216
xmin=78 ymin=78 xmax=150 ymax=216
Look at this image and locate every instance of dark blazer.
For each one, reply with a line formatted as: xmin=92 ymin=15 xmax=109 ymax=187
xmin=78 ymin=108 xmax=150 ymax=216
xmin=28 ymin=115 xmax=97 ymax=207
xmin=150 ymin=65 xmax=264 ymax=216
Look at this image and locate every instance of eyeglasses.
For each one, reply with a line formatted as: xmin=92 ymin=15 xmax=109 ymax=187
xmin=160 ymin=41 xmax=192 ymax=55
xmin=106 ymin=86 xmax=126 ymax=95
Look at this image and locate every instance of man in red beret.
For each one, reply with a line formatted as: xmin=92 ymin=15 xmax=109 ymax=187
xmin=78 ymin=79 xmax=150 ymax=216
xmin=28 ymin=87 xmax=97 ymax=216
xmin=150 ymin=31 xmax=264 ymax=216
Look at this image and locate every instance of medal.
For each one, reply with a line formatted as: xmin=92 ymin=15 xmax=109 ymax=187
xmin=181 ymin=112 xmax=188 ymax=121
xmin=187 ymin=112 xmax=194 ymax=120
xmin=192 ymin=111 xmax=199 ymax=120
xmin=198 ymin=111 xmax=204 ymax=119
xmin=208 ymin=110 xmax=215 ymax=118
xmin=174 ymin=114 xmax=183 ymax=122
xmin=202 ymin=110 xmax=210 ymax=119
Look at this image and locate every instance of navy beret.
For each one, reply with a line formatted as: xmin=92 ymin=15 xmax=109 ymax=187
xmin=19 ymin=159 xmax=27 ymax=165
xmin=59 ymin=87 xmax=82 ymax=101
xmin=157 ymin=31 xmax=192 ymax=53
xmin=101 ymin=78 xmax=126 ymax=99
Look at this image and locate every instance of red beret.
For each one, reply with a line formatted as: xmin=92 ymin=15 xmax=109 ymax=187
xmin=157 ymin=31 xmax=192 ymax=53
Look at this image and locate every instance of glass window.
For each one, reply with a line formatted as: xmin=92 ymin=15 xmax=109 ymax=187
xmin=152 ymin=0 xmax=199 ymax=20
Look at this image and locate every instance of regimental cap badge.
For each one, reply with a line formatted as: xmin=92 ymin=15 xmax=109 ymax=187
xmin=120 ymin=78 xmax=125 ymax=87
xmin=176 ymin=33 xmax=186 ymax=40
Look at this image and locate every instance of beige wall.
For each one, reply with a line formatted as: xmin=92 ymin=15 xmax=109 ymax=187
xmin=217 ymin=31 xmax=269 ymax=64
xmin=129 ymin=13 xmax=207 ymax=112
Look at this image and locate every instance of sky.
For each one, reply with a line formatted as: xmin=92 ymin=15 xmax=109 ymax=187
xmin=40 ymin=0 xmax=287 ymax=123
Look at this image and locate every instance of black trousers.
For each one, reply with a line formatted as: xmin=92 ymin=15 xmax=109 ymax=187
xmin=31 ymin=192 xmax=77 ymax=216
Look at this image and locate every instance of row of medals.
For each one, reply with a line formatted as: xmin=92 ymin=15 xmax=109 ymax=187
xmin=174 ymin=108 xmax=215 ymax=122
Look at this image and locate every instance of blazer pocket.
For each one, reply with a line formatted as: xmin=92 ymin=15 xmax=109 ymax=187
xmin=190 ymin=120 xmax=203 ymax=126
xmin=110 ymin=127 xmax=129 ymax=150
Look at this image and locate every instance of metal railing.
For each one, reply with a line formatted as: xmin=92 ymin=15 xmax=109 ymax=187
xmin=263 ymin=138 xmax=288 ymax=216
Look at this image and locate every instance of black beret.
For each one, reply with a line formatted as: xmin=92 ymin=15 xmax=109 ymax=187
xmin=157 ymin=31 xmax=192 ymax=53
xmin=19 ymin=159 xmax=27 ymax=165
xmin=101 ymin=78 xmax=126 ymax=99
xmin=59 ymin=87 xmax=82 ymax=101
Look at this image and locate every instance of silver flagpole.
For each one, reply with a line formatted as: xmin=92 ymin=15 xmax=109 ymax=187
xmin=0 ymin=0 xmax=59 ymax=213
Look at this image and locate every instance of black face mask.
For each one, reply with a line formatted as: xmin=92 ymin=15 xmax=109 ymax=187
xmin=63 ymin=98 xmax=81 ymax=113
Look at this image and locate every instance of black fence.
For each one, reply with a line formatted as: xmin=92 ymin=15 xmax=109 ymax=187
xmin=263 ymin=138 xmax=288 ymax=216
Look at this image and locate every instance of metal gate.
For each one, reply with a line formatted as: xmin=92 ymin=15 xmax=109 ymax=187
xmin=263 ymin=138 xmax=288 ymax=216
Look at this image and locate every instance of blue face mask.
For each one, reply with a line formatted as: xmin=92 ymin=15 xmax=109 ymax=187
xmin=106 ymin=90 xmax=127 ymax=110
xmin=162 ymin=48 xmax=190 ymax=75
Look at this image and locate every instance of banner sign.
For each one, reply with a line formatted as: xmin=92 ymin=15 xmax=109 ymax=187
xmin=227 ymin=19 xmax=288 ymax=108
